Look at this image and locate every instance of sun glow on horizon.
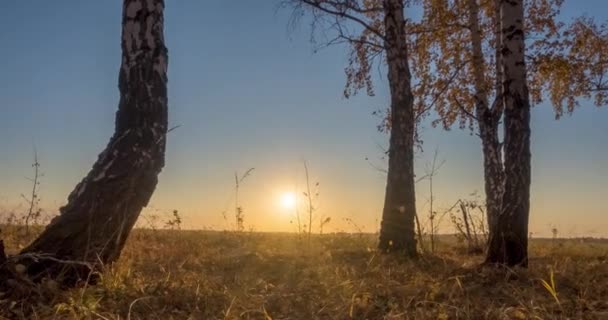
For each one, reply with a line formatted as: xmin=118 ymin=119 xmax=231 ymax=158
xmin=280 ymin=192 xmax=297 ymax=210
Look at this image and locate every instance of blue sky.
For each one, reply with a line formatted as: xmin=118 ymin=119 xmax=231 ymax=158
xmin=0 ymin=1 xmax=606 ymax=236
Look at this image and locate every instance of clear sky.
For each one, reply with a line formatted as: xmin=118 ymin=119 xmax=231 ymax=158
xmin=0 ymin=1 xmax=606 ymax=237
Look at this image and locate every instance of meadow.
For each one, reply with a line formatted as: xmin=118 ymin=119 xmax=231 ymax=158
xmin=1 ymin=226 xmax=607 ymax=319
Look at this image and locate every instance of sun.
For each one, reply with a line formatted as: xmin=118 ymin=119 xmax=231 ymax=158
xmin=280 ymin=192 xmax=297 ymax=210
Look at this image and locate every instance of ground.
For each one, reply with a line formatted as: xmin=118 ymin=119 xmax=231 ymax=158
xmin=1 ymin=228 xmax=607 ymax=319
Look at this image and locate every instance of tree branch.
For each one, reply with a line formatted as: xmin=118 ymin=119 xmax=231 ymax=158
xmin=455 ymin=97 xmax=478 ymax=121
xmin=300 ymin=0 xmax=386 ymax=41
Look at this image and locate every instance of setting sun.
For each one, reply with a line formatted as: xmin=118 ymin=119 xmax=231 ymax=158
xmin=280 ymin=192 xmax=297 ymax=210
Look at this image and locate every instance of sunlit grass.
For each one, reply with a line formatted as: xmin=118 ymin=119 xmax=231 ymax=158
xmin=1 ymin=227 xmax=607 ymax=319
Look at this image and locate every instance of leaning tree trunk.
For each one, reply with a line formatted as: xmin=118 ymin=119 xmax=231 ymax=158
xmin=377 ymin=0 xmax=417 ymax=256
xmin=485 ymin=0 xmax=531 ymax=267
xmin=19 ymin=0 xmax=168 ymax=284
xmin=467 ymin=0 xmax=504 ymax=237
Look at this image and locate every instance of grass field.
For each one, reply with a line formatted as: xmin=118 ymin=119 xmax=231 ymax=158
xmin=1 ymin=228 xmax=607 ymax=319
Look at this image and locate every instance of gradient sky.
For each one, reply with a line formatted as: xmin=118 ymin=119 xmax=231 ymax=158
xmin=0 ymin=1 xmax=606 ymax=236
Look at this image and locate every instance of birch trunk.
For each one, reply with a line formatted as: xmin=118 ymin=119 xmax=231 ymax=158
xmin=485 ymin=0 xmax=532 ymax=267
xmin=467 ymin=0 xmax=504 ymax=238
xmin=19 ymin=0 xmax=169 ymax=284
xmin=377 ymin=0 xmax=417 ymax=256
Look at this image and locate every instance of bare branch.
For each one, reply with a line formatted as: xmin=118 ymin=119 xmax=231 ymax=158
xmin=300 ymin=0 xmax=386 ymax=41
xmin=12 ymin=253 xmax=94 ymax=270
xmin=325 ymin=22 xmax=384 ymax=50
xmin=455 ymin=97 xmax=478 ymax=121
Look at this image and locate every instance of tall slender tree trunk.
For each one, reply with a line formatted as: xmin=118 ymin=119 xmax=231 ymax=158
xmin=478 ymin=120 xmax=503 ymax=233
xmin=378 ymin=0 xmax=417 ymax=256
xmin=486 ymin=0 xmax=532 ymax=267
xmin=467 ymin=0 xmax=504 ymax=237
xmin=19 ymin=0 xmax=168 ymax=284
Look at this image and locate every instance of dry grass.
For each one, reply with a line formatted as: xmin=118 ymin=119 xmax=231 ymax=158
xmin=1 ymin=228 xmax=607 ymax=319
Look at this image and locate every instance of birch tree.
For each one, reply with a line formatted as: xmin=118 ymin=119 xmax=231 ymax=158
xmin=291 ymin=0 xmax=418 ymax=255
xmin=485 ymin=0 xmax=531 ymax=266
xmin=379 ymin=0 xmax=418 ymax=255
xmin=409 ymin=0 xmax=607 ymax=264
xmin=16 ymin=0 xmax=169 ymax=284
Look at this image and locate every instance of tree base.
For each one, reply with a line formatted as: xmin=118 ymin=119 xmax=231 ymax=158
xmin=378 ymin=237 xmax=418 ymax=257
xmin=485 ymin=232 xmax=529 ymax=267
